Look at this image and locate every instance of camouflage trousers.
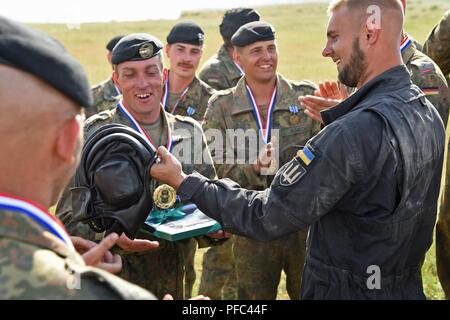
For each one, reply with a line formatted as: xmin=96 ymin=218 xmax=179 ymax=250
xmin=233 ymin=229 xmax=308 ymax=300
xmin=199 ymin=236 xmax=237 ymax=300
xmin=117 ymin=237 xmax=185 ymax=300
xmin=437 ymin=124 xmax=450 ymax=300
xmin=179 ymin=238 xmax=197 ymax=299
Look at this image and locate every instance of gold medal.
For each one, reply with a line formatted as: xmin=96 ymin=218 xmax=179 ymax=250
xmin=290 ymin=114 xmax=301 ymax=125
xmin=153 ymin=184 xmax=177 ymax=209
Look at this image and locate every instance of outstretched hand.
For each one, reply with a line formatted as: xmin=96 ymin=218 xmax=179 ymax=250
xmin=299 ymin=81 xmax=348 ymax=123
xmin=71 ymin=233 xmax=122 ymax=274
xmin=150 ymin=146 xmax=187 ymax=189
xmin=116 ymin=233 xmax=160 ymax=253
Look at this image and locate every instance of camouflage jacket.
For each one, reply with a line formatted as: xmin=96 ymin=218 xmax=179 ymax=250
xmin=56 ymin=105 xmax=217 ymax=247
xmin=198 ymin=45 xmax=243 ymax=91
xmin=403 ymin=39 xmax=450 ymax=127
xmin=438 ymin=117 xmax=450 ymax=299
xmin=203 ymin=74 xmax=321 ymax=190
xmin=0 ymin=208 xmax=156 ymax=299
xmin=91 ymin=77 xmax=122 ymax=115
xmin=423 ymin=10 xmax=450 ymax=85
xmin=163 ymin=74 xmax=216 ymax=122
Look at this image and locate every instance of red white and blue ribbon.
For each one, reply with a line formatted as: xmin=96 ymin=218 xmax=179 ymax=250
xmin=245 ymin=83 xmax=277 ymax=145
xmin=400 ymin=34 xmax=412 ymax=53
xmin=234 ymin=61 xmax=245 ymax=76
xmin=162 ymin=78 xmax=190 ymax=114
xmin=114 ymin=84 xmax=121 ymax=97
xmin=117 ymin=100 xmax=173 ymax=152
xmin=0 ymin=194 xmax=74 ymax=250
xmin=161 ymin=69 xmax=191 ymax=114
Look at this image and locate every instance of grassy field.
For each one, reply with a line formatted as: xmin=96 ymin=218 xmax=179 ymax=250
xmin=38 ymin=0 xmax=449 ymax=300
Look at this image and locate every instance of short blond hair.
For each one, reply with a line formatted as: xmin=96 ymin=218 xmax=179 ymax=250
xmin=328 ymin=0 xmax=403 ymax=15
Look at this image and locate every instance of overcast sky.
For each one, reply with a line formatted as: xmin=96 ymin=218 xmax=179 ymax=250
xmin=2 ymin=0 xmax=328 ymax=23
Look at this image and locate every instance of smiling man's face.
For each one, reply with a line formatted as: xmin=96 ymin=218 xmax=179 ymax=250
xmin=236 ymin=40 xmax=278 ymax=83
xmin=322 ymin=5 xmax=368 ymax=88
xmin=114 ymin=56 xmax=164 ymax=119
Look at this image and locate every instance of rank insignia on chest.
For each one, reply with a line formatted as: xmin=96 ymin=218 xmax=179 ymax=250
xmin=289 ymin=104 xmax=301 ymax=125
xmin=187 ymin=106 xmax=196 ymax=116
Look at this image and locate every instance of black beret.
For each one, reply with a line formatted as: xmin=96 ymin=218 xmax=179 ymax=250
xmin=167 ymin=21 xmax=204 ymax=46
xmin=0 ymin=16 xmax=93 ymax=109
xmin=219 ymin=8 xmax=260 ymax=40
xmin=231 ymin=21 xmax=275 ymax=47
xmin=106 ymin=34 xmax=125 ymax=51
xmin=111 ymin=33 xmax=163 ymax=65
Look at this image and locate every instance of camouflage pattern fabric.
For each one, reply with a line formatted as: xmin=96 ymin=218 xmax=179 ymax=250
xmin=91 ymin=77 xmax=121 ymax=115
xmin=202 ymin=74 xmax=321 ymax=300
xmin=197 ymin=44 xmax=243 ymax=299
xmin=403 ymin=38 xmax=450 ymax=128
xmin=162 ymin=73 xmax=216 ymax=297
xmin=198 ymin=45 xmax=243 ymax=91
xmin=423 ymin=10 xmax=450 ymax=300
xmin=423 ymin=10 xmax=450 ymax=86
xmin=198 ymin=235 xmax=236 ymax=300
xmin=56 ymin=106 xmax=217 ymax=300
xmin=164 ymin=75 xmax=216 ymax=122
xmin=0 ymin=209 xmax=156 ymax=299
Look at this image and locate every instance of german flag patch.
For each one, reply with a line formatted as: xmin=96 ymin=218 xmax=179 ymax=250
xmin=422 ymin=87 xmax=440 ymax=96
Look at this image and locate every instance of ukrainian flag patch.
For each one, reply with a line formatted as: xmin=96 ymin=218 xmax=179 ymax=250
xmin=297 ymin=145 xmax=315 ymax=166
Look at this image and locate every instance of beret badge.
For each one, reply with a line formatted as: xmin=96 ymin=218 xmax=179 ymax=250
xmin=139 ymin=43 xmax=154 ymax=59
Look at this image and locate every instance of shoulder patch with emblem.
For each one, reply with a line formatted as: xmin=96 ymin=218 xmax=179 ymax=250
xmin=297 ymin=145 xmax=316 ymax=166
xmin=279 ymin=159 xmax=306 ymax=186
xmin=279 ymin=144 xmax=316 ymax=186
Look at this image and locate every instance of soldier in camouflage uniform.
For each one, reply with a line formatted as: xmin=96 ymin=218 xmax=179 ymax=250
xmin=163 ymin=22 xmax=216 ymax=298
xmin=401 ymin=32 xmax=450 ymax=128
xmin=199 ymin=8 xmax=260 ymax=90
xmin=423 ymin=9 xmax=450 ymax=299
xmin=91 ymin=35 xmax=124 ymax=116
xmin=202 ymin=22 xmax=321 ymax=300
xmin=0 ymin=17 xmax=156 ymax=299
xmin=163 ymin=21 xmax=215 ymax=123
xmin=56 ymin=33 xmax=219 ymax=300
xmin=424 ymin=9 xmax=450 ymax=86
xmin=197 ymin=8 xmax=260 ymax=300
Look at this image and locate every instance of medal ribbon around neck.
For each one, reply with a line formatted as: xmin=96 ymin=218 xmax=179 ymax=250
xmin=245 ymin=83 xmax=277 ymax=145
xmin=0 ymin=194 xmax=74 ymax=250
xmin=117 ymin=100 xmax=173 ymax=152
xmin=234 ymin=61 xmax=245 ymax=76
xmin=400 ymin=34 xmax=412 ymax=53
xmin=161 ymin=70 xmax=191 ymax=114
xmin=113 ymin=84 xmax=122 ymax=97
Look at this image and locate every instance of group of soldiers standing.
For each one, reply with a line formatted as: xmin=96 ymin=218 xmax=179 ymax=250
xmin=0 ymin=0 xmax=450 ymax=300
xmin=85 ymin=3 xmax=450 ymax=300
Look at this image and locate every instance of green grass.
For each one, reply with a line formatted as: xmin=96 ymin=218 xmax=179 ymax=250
xmin=36 ymin=0 xmax=449 ymax=300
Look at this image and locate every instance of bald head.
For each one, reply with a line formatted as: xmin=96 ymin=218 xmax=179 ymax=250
xmin=0 ymin=65 xmax=84 ymax=206
xmin=0 ymin=65 xmax=80 ymax=141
